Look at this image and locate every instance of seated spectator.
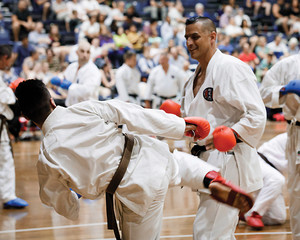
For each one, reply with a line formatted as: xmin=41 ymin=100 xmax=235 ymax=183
xmin=169 ymin=46 xmax=187 ymax=70
xmin=66 ymin=0 xmax=87 ymax=22
xmin=287 ymin=37 xmax=299 ymax=55
xmin=123 ymin=3 xmax=143 ymax=30
xmin=81 ymin=0 xmax=101 ymax=16
xmin=104 ymin=1 xmax=126 ymax=28
xmin=144 ymin=0 xmax=168 ymax=21
xmin=78 ymin=13 xmax=100 ymax=42
xmin=45 ymin=47 xmax=63 ymax=74
xmin=266 ymin=34 xmax=289 ymax=59
xmin=256 ymin=52 xmax=275 ymax=82
xmin=224 ymin=17 xmax=244 ymax=38
xmin=241 ymin=19 xmax=254 ymax=37
xmin=189 ymin=3 xmax=211 ymax=19
xmin=51 ymin=0 xmax=71 ymax=32
xmin=272 ymin=0 xmax=293 ymax=36
xmin=255 ymin=36 xmax=270 ymax=61
xmin=219 ymin=5 xmax=233 ymax=29
xmin=234 ymin=8 xmax=252 ymax=27
xmin=28 ymin=21 xmax=51 ymax=53
xmin=126 ymin=24 xmax=145 ymax=53
xmin=245 ymin=0 xmax=271 ymax=18
xmin=11 ymin=33 xmax=35 ymax=76
xmin=137 ymin=45 xmax=157 ymax=80
xmin=160 ymin=16 xmax=174 ymax=48
xmin=90 ymin=38 xmax=102 ymax=61
xmin=30 ymin=0 xmax=51 ymax=21
xmin=12 ymin=0 xmax=35 ymax=41
xmin=218 ymin=35 xmax=235 ymax=54
xmin=20 ymin=49 xmax=41 ymax=79
xmin=94 ymin=57 xmax=117 ymax=100
xmin=239 ymin=42 xmax=260 ymax=70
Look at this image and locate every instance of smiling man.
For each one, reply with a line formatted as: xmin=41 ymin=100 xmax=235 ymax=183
xmin=181 ymin=17 xmax=266 ymax=240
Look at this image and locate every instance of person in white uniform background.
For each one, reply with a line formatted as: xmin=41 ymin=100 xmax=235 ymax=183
xmin=182 ymin=17 xmax=266 ymax=240
xmin=259 ymin=52 xmax=300 ymax=240
xmin=241 ymin=133 xmax=287 ymax=229
xmin=0 ymin=44 xmax=28 ymax=209
xmin=144 ymin=52 xmax=185 ymax=109
xmin=63 ymin=40 xmax=101 ymax=107
xmin=15 ymin=79 xmax=254 ymax=240
xmin=115 ymin=50 xmax=142 ymax=105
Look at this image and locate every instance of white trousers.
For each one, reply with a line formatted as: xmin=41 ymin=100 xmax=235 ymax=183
xmin=193 ymin=152 xmax=239 ymax=240
xmin=246 ymin=158 xmax=286 ymax=225
xmin=0 ymin=123 xmax=16 ymax=202
xmin=287 ymin=124 xmax=300 ymax=240
xmin=116 ymin=150 xmax=218 ymax=240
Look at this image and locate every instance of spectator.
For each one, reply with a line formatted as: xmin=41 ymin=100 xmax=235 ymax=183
xmin=288 ymin=37 xmax=299 ymax=55
xmin=20 ymin=49 xmax=41 ymax=79
xmin=104 ymin=1 xmax=126 ymax=28
xmin=256 ymin=52 xmax=275 ymax=82
xmin=234 ymin=7 xmax=252 ymax=27
xmin=241 ymin=19 xmax=254 ymax=37
xmin=126 ymin=24 xmax=145 ymax=53
xmin=219 ymin=5 xmax=233 ymax=29
xmin=169 ymin=46 xmax=187 ymax=69
xmin=78 ymin=13 xmax=100 ymax=42
xmin=218 ymin=34 xmax=235 ymax=54
xmin=123 ymin=3 xmax=143 ymax=30
xmin=160 ymin=15 xmax=175 ymax=48
xmin=224 ymin=17 xmax=244 ymax=38
xmin=144 ymin=0 xmax=168 ymax=21
xmin=11 ymin=33 xmax=35 ymax=76
xmin=239 ymin=42 xmax=260 ymax=70
xmin=137 ymin=45 xmax=156 ymax=80
xmin=112 ymin=26 xmax=132 ymax=67
xmin=28 ymin=21 xmax=51 ymax=52
xmin=12 ymin=0 xmax=35 ymax=42
xmin=81 ymin=0 xmax=101 ymax=16
xmin=246 ymin=0 xmax=271 ymax=18
xmin=272 ymin=0 xmax=292 ymax=36
xmin=66 ymin=0 xmax=87 ymax=22
xmin=266 ymin=34 xmax=289 ymax=59
xmin=255 ymin=36 xmax=271 ymax=61
xmin=31 ymin=0 xmax=51 ymax=21
xmin=51 ymin=0 xmax=71 ymax=32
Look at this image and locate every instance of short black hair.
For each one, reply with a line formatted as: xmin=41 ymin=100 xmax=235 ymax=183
xmin=15 ymin=79 xmax=52 ymax=124
xmin=185 ymin=16 xmax=216 ymax=33
xmin=0 ymin=44 xmax=12 ymax=58
xmin=124 ymin=50 xmax=136 ymax=61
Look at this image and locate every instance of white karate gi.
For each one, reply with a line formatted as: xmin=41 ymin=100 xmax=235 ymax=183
xmin=181 ymin=49 xmax=266 ymax=240
xmin=115 ymin=63 xmax=141 ymax=104
xmin=260 ymin=53 xmax=300 ymax=239
xmin=64 ymin=61 xmax=101 ymax=106
xmin=246 ymin=133 xmax=287 ymax=225
xmin=0 ymin=73 xmax=17 ymax=203
xmin=38 ymin=99 xmax=218 ymax=240
xmin=145 ymin=64 xmax=185 ymax=109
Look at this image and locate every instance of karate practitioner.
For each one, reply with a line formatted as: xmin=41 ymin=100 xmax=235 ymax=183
xmin=15 ymin=79 xmax=254 ymax=240
xmin=0 ymin=44 xmax=28 ymax=209
xmin=63 ymin=40 xmax=101 ymax=106
xmin=182 ymin=17 xmax=266 ymax=239
xmin=115 ymin=51 xmax=142 ymax=105
xmin=242 ymin=133 xmax=287 ymax=229
xmin=144 ymin=52 xmax=185 ymax=109
xmin=259 ymin=53 xmax=300 ymax=239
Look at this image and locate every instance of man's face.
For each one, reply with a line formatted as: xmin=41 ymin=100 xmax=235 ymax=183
xmin=77 ymin=44 xmax=91 ymax=65
xmin=127 ymin=55 xmax=137 ymax=68
xmin=0 ymin=54 xmax=12 ymax=70
xmin=185 ymin=22 xmax=214 ymax=61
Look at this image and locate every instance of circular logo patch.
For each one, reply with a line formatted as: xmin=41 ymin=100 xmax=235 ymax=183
xmin=203 ymin=87 xmax=213 ymax=101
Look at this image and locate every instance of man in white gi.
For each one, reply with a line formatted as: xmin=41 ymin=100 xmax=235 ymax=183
xmin=259 ymin=52 xmax=300 ymax=239
xmin=15 ymin=79 xmax=254 ymax=240
xmin=0 ymin=44 xmax=28 ymax=209
xmin=144 ymin=52 xmax=185 ymax=109
xmin=64 ymin=40 xmax=101 ymax=106
xmin=182 ymin=17 xmax=266 ymax=239
xmin=242 ymin=133 xmax=287 ymax=229
xmin=115 ymin=50 xmax=142 ymax=105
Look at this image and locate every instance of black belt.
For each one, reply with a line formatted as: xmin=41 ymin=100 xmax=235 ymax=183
xmin=191 ymin=144 xmax=235 ymax=157
xmin=286 ymin=120 xmax=300 ymax=126
xmin=257 ymin=152 xmax=278 ymax=171
xmin=106 ymin=133 xmax=134 ymax=240
xmin=154 ymin=93 xmax=177 ymax=100
xmin=129 ymin=94 xmax=138 ymax=98
xmin=0 ymin=114 xmax=13 ymax=155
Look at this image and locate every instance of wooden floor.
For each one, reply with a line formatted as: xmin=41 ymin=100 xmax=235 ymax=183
xmin=0 ymin=120 xmax=292 ymax=240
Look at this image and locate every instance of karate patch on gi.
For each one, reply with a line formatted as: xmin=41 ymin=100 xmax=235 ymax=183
xmin=203 ymin=87 xmax=213 ymax=101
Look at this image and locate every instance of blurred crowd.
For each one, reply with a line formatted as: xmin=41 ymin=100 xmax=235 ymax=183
xmin=0 ymin=0 xmax=299 ymax=132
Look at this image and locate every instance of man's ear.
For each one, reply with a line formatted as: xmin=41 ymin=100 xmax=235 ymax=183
xmin=50 ymin=98 xmax=56 ymax=109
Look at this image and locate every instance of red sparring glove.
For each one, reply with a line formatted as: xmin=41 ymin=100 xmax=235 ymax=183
xmin=9 ymin=78 xmax=26 ymax=92
xmin=184 ymin=117 xmax=210 ymax=140
xmin=160 ymin=99 xmax=181 ymax=117
xmin=213 ymin=126 xmax=236 ymax=152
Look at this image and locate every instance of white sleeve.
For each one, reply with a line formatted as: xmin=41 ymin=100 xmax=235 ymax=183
xmin=85 ymin=99 xmax=186 ymax=139
xmin=0 ymin=80 xmax=16 ymax=105
xmin=144 ymin=70 xmax=155 ymax=100
xmin=37 ymin=157 xmax=80 ymax=221
xmin=115 ymin=68 xmax=130 ymax=101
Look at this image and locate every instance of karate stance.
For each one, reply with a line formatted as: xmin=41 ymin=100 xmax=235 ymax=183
xmin=15 ymin=79 xmax=253 ymax=240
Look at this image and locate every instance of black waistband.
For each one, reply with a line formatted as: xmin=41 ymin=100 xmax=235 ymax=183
xmin=257 ymin=152 xmax=279 ymax=171
xmin=129 ymin=93 xmax=138 ymax=98
xmin=286 ymin=120 xmax=300 ymax=126
xmin=154 ymin=93 xmax=177 ymax=100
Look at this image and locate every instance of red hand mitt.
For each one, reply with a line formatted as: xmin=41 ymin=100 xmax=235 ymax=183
xmin=160 ymin=99 xmax=181 ymax=117
xmin=213 ymin=126 xmax=236 ymax=152
xmin=184 ymin=117 xmax=210 ymax=140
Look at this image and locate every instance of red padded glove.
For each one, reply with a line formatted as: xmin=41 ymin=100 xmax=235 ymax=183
xmin=9 ymin=78 xmax=26 ymax=92
xmin=184 ymin=117 xmax=210 ymax=140
xmin=213 ymin=126 xmax=236 ymax=152
xmin=160 ymin=99 xmax=181 ymax=117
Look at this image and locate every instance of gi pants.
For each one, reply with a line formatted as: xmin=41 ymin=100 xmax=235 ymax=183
xmin=115 ymin=150 xmax=218 ymax=240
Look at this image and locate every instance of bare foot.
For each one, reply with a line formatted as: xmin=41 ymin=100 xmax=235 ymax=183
xmin=209 ymin=182 xmax=253 ymax=213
